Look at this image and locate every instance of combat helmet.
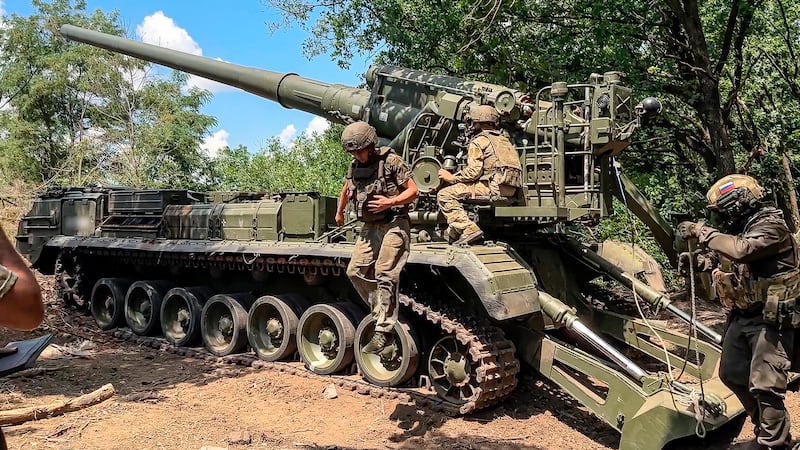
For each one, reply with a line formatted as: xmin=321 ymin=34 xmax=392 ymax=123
xmin=341 ymin=121 xmax=378 ymax=152
xmin=469 ymin=105 xmax=500 ymax=125
xmin=706 ymin=174 xmax=765 ymax=231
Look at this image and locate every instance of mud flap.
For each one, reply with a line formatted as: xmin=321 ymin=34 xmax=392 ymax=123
xmin=0 ymin=334 xmax=53 ymax=377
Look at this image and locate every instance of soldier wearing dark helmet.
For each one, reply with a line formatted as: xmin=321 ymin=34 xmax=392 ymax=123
xmin=678 ymin=174 xmax=800 ymax=450
xmin=335 ymin=121 xmax=419 ymax=354
xmin=437 ymin=104 xmax=522 ymax=245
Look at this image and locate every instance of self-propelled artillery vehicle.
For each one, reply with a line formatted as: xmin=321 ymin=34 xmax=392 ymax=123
xmin=16 ymin=24 xmax=745 ymax=449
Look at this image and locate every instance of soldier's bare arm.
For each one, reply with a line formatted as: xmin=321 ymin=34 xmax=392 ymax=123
xmin=0 ymin=229 xmax=44 ymax=330
xmin=374 ymin=178 xmax=419 ymax=209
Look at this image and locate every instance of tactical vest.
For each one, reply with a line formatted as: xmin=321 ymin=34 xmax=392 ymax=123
xmin=713 ymin=209 xmax=800 ymax=327
xmin=473 ymin=131 xmax=523 ymax=197
xmin=347 ymin=147 xmax=405 ymax=223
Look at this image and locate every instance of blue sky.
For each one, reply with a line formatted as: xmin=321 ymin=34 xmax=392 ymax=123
xmin=3 ymin=0 xmax=369 ymax=155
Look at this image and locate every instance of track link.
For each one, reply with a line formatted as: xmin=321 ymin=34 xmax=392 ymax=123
xmin=57 ymin=248 xmax=521 ymax=415
xmin=399 ymin=294 xmax=519 ymax=413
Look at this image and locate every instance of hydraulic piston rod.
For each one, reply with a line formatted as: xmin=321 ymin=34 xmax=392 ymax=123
xmin=538 ymin=290 xmax=648 ymax=381
xmin=565 ymin=239 xmax=723 ymax=344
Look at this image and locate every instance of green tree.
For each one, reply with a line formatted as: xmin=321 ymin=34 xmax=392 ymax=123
xmin=265 ymin=0 xmax=800 ymax=225
xmin=99 ymin=71 xmax=217 ymax=189
xmin=211 ymin=124 xmax=348 ymax=196
xmin=0 ymin=0 xmax=216 ymax=190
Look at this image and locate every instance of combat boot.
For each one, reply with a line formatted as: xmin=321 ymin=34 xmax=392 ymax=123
xmin=745 ymin=440 xmax=791 ymax=450
xmin=444 ymin=226 xmax=461 ymax=244
xmin=362 ymin=331 xmax=394 ymax=354
xmin=455 ymin=224 xmax=484 ymax=245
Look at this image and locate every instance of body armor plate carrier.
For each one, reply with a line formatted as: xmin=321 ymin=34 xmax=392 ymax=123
xmin=347 ymin=147 xmax=406 ymax=223
xmin=474 ymin=131 xmax=523 ymax=199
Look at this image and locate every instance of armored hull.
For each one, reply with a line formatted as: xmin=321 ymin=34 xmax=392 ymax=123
xmin=18 ymin=185 xmax=742 ymax=448
xmin=15 ymin=25 xmax=752 ymax=449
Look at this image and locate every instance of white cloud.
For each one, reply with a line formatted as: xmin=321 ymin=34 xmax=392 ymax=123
xmin=0 ymin=1 xmax=5 ymax=18
xmin=278 ymin=124 xmax=297 ymax=145
xmin=201 ymin=129 xmax=229 ymax=158
xmin=136 ymin=11 xmax=200 ymax=54
xmin=304 ymin=117 xmax=330 ymax=137
xmin=135 ymin=11 xmax=235 ymax=93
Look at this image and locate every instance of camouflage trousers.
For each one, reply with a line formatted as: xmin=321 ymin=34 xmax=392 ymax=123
xmin=345 ymin=216 xmax=410 ymax=333
xmin=719 ymin=313 xmax=794 ymax=448
xmin=436 ymin=182 xmax=490 ymax=235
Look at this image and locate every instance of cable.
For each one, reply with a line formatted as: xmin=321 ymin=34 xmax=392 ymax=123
xmin=613 ymin=160 xmax=707 ymax=436
xmin=612 ymin=159 xmax=676 ymax=381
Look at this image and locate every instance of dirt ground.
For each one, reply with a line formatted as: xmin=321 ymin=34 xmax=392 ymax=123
xmin=1 ymin=274 xmax=799 ymax=450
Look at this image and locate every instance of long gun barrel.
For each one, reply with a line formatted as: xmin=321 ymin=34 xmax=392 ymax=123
xmin=59 ymin=25 xmax=523 ymax=142
xmin=59 ymin=24 xmax=683 ymax=260
xmin=59 ymin=24 xmax=371 ymax=126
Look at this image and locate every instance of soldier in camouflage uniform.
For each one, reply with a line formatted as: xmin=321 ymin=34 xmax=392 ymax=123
xmin=437 ymin=104 xmax=522 ymax=245
xmin=678 ymin=174 xmax=800 ymax=450
xmin=335 ymin=122 xmax=419 ymax=354
xmin=0 ymin=228 xmax=45 ymax=449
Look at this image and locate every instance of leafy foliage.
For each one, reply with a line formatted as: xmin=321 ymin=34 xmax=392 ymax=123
xmin=0 ymin=0 xmax=216 ymax=190
xmin=210 ymin=124 xmax=348 ymax=196
xmin=265 ymin=0 xmax=800 ymax=227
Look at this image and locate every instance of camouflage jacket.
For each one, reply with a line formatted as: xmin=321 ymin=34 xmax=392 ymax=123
xmin=0 ymin=264 xmax=17 ymax=299
xmin=697 ymin=207 xmax=798 ymax=310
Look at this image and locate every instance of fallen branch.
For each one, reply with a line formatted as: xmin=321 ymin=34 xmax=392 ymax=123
xmin=0 ymin=383 xmax=115 ymax=426
xmin=6 ymin=367 xmax=61 ymax=379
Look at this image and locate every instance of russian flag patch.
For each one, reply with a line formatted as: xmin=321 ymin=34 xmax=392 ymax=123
xmin=719 ymin=181 xmax=736 ymax=194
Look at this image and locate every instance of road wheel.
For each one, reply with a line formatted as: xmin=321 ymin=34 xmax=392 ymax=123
xmin=124 ymin=280 xmax=174 ymax=336
xmin=248 ymin=294 xmax=309 ymax=361
xmin=201 ymin=293 xmax=254 ymax=356
xmin=90 ymin=278 xmax=132 ymax=330
xmin=161 ymin=286 xmax=213 ymax=346
xmin=354 ymin=316 xmax=419 ymax=387
xmin=297 ymin=303 xmax=360 ymax=375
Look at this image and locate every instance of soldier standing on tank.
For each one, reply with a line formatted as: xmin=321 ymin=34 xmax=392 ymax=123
xmin=678 ymin=174 xmax=800 ymax=450
xmin=335 ymin=122 xmax=419 ymax=354
xmin=0 ymin=228 xmax=45 ymax=449
xmin=437 ymin=104 xmax=522 ymax=245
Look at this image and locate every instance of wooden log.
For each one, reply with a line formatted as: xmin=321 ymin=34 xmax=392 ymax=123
xmin=0 ymin=383 xmax=115 ymax=426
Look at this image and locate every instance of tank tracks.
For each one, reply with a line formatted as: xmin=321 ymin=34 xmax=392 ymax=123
xmin=54 ymin=248 xmax=520 ymax=416
xmin=54 ymin=251 xmax=90 ymax=310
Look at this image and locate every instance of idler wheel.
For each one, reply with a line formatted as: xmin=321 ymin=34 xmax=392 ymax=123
xmin=90 ymin=278 xmax=132 ymax=330
xmin=247 ymin=294 xmax=309 ymax=361
xmin=297 ymin=302 xmax=360 ymax=375
xmin=354 ymin=316 xmax=419 ymax=387
xmin=427 ymin=336 xmax=478 ymax=405
xmin=124 ymin=280 xmax=175 ymax=336
xmin=161 ymin=286 xmax=214 ymax=346
xmin=201 ymin=293 xmax=254 ymax=356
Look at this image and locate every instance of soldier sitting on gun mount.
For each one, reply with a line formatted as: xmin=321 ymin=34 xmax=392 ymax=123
xmin=335 ymin=121 xmax=419 ymax=354
xmin=436 ymin=104 xmax=522 ymax=245
xmin=678 ymin=174 xmax=800 ymax=450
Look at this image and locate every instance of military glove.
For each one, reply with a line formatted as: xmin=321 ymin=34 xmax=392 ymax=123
xmin=677 ymin=221 xmax=699 ymax=240
xmin=677 ymin=250 xmax=716 ymax=275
